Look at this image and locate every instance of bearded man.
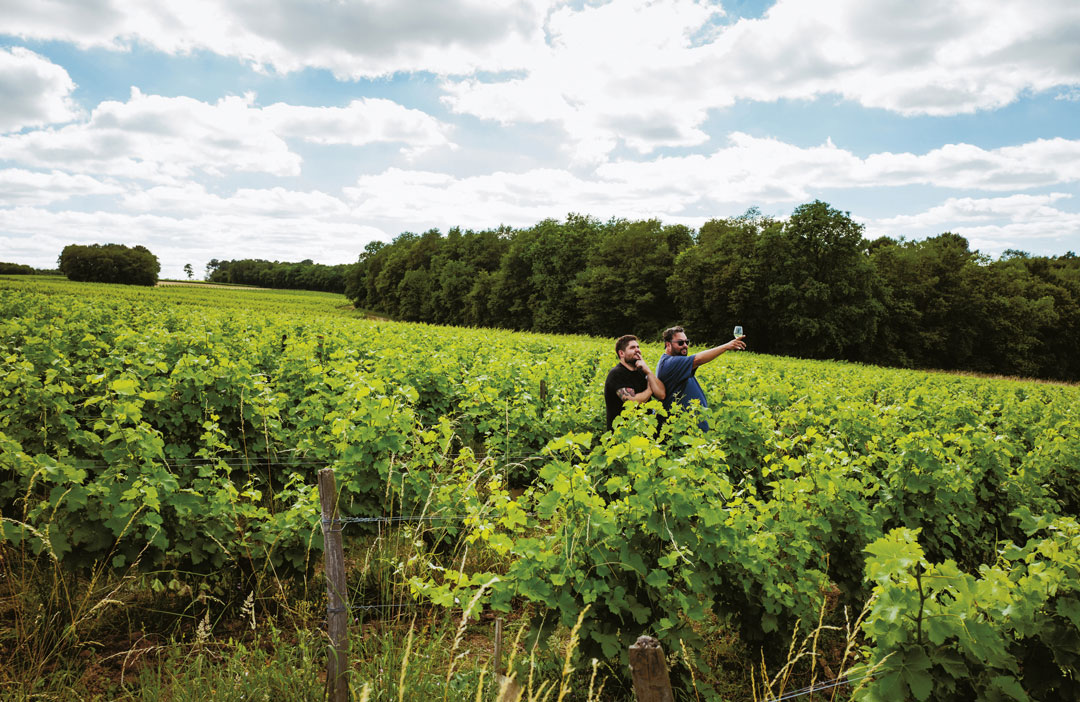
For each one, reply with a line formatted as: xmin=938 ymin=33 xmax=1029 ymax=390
xmin=656 ymin=326 xmax=745 ymax=431
xmin=603 ymin=334 xmax=665 ymax=431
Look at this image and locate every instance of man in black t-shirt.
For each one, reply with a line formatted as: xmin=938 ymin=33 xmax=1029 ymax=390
xmin=604 ymin=334 xmax=665 ymax=431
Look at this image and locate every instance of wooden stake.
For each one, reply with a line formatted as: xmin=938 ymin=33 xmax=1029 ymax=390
xmin=318 ymin=468 xmax=349 ymax=702
xmin=493 ymin=617 xmax=522 ymax=702
xmin=629 ymin=635 xmax=674 ymax=702
xmin=493 ymin=618 xmax=504 ymax=675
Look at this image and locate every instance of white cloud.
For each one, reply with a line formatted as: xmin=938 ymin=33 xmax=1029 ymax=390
xmin=343 ymin=166 xmax=693 ymax=227
xmin=443 ymin=0 xmax=1080 ymax=159
xmin=0 ymin=88 xmax=454 ymax=181
xmin=7 ymin=1 xmax=1078 ymax=162
xmin=0 ymin=0 xmax=550 ymax=78
xmin=0 ymin=168 xmax=122 ymax=206
xmin=597 ymin=134 xmax=1080 ymax=204
xmin=263 ymin=98 xmax=455 ymax=155
xmin=0 ymin=46 xmax=81 ymax=133
xmin=873 ymin=193 xmax=1073 ymax=228
xmin=0 ymin=89 xmax=299 ymax=181
xmin=120 ymin=182 xmax=351 ymax=217
xmin=866 ymin=193 xmax=1080 ymax=254
xmin=442 ymin=0 xmax=722 ymax=162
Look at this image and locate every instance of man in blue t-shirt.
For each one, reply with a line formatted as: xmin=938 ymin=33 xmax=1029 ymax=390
xmin=655 ymin=326 xmax=746 ymax=430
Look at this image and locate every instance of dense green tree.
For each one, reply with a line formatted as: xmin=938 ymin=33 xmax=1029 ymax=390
xmin=761 ymin=201 xmax=882 ymax=360
xmin=369 ymin=233 xmax=420 ymax=317
xmin=984 ymin=252 xmax=1080 ymax=379
xmin=344 ymin=241 xmax=386 ymax=309
xmin=518 ymin=215 xmax=599 ymax=334
xmin=892 ymin=233 xmax=989 ymax=371
xmin=864 ymin=236 xmax=923 ymax=368
xmin=464 ymin=270 xmax=497 ymax=327
xmin=867 ymin=238 xmax=1080 ymax=379
xmin=576 ymin=219 xmax=693 ymax=338
xmin=487 ymin=233 xmax=536 ymax=330
xmin=58 ymin=243 xmax=160 ymax=286
xmin=425 ymin=227 xmax=510 ymax=326
xmin=668 ymin=209 xmax=777 ymax=347
xmin=397 ymin=268 xmax=434 ymax=322
xmin=669 ymin=203 xmax=881 ymax=360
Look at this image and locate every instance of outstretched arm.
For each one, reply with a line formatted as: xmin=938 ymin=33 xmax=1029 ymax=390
xmin=692 ymin=337 xmax=746 ymax=369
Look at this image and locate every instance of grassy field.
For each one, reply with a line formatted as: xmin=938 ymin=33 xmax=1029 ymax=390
xmin=2 ymin=275 xmax=1078 ymax=701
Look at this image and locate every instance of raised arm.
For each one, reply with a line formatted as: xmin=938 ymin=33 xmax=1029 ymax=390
xmin=691 ymin=337 xmax=746 ymax=369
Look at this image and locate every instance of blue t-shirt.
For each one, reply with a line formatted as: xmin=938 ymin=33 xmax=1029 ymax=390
xmin=656 ymin=353 xmax=709 ymax=429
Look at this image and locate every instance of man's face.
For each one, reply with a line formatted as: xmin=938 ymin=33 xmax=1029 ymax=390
xmin=668 ymin=332 xmax=689 ymax=356
xmin=619 ymin=340 xmax=642 ymax=364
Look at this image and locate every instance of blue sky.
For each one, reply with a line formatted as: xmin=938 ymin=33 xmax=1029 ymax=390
xmin=2 ymin=0 xmax=1078 ymax=278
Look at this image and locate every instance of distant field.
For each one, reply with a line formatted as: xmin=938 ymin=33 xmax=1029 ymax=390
xmin=2 ymin=273 xmax=356 ymax=315
xmin=2 ymin=275 xmax=1078 ymax=700
xmin=156 ymin=280 xmax=271 ymax=290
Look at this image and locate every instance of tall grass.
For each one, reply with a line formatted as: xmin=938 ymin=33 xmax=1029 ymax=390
xmin=0 ymin=492 xmax=624 ymax=701
xmin=2 ymin=451 xmax=863 ymax=701
xmin=2 ymin=538 xmax=870 ymax=701
xmin=0 ymin=506 xmax=154 ymax=696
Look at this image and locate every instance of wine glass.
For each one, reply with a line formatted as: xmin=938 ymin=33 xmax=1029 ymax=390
xmin=733 ymin=325 xmax=744 ymax=339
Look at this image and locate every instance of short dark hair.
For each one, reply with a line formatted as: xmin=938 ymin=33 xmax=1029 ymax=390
xmin=662 ymin=326 xmax=685 ymax=343
xmin=615 ymin=334 xmax=637 ymax=356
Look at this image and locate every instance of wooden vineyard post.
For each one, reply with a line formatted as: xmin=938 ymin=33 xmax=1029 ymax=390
xmin=318 ymin=468 xmax=349 ymax=702
xmin=493 ymin=617 xmax=523 ymax=702
xmin=628 ymin=635 xmax=674 ymax=702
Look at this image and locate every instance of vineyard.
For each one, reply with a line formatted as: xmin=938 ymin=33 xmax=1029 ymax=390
xmin=2 ymin=275 xmax=1079 ymax=700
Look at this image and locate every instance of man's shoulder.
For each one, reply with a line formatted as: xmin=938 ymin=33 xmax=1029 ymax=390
xmin=606 ymin=363 xmax=634 ymax=382
xmin=657 ymin=353 xmax=692 ymax=374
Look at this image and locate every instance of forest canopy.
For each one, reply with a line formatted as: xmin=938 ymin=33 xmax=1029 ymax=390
xmin=344 ymin=202 xmax=1080 ymax=381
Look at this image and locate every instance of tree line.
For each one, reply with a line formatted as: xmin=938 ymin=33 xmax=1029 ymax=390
xmin=1 ymin=262 xmax=38 ymax=275
xmin=206 ymin=258 xmax=352 ymax=293
xmin=344 ymin=201 xmax=1080 ymax=382
xmin=0 ymin=262 xmax=59 ymax=275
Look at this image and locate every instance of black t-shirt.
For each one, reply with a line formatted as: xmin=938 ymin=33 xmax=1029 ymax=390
xmin=604 ymin=363 xmax=648 ymax=430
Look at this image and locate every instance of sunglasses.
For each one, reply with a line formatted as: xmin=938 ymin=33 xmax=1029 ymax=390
xmin=673 ymin=339 xmax=689 ymax=347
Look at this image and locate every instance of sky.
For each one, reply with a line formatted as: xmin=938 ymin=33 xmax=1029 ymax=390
xmin=2 ymin=0 xmax=1079 ymax=279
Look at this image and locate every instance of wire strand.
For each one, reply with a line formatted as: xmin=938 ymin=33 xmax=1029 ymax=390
xmin=770 ymin=671 xmax=872 ymax=702
xmin=15 ymin=455 xmax=548 ymax=469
